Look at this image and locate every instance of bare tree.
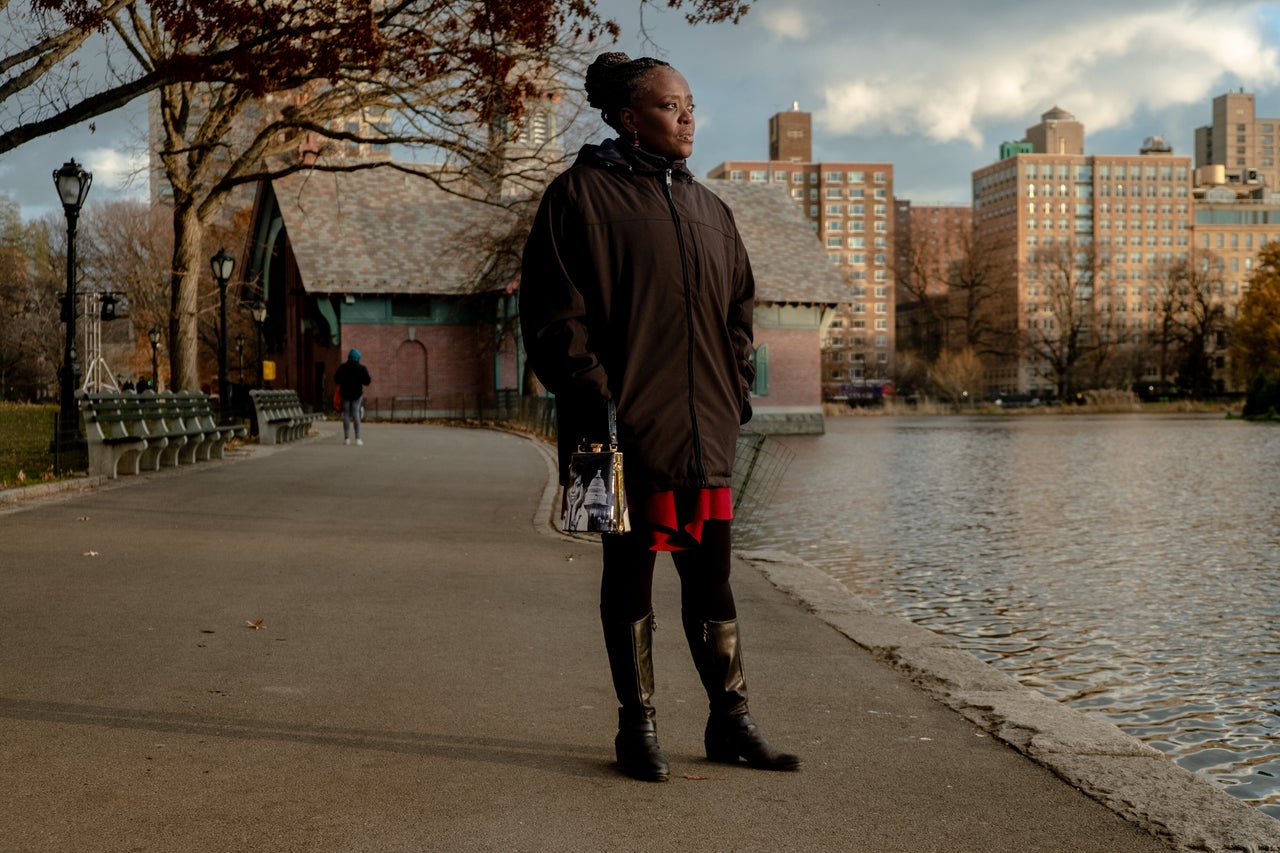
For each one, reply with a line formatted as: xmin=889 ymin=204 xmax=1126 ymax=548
xmin=11 ymin=0 xmax=751 ymax=390
xmin=1151 ymin=251 xmax=1230 ymax=397
xmin=928 ymin=347 xmax=985 ymax=409
xmin=945 ymin=229 xmax=1005 ymax=360
xmin=1024 ymin=238 xmax=1109 ymax=399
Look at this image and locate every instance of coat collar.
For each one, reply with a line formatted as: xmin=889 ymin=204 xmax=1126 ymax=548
xmin=579 ymin=138 xmax=695 ymax=183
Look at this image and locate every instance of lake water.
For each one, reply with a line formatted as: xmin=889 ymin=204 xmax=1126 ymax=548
xmin=738 ymin=413 xmax=1280 ymax=819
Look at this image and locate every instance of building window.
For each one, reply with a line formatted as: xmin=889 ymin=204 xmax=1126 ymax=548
xmin=750 ymin=344 xmax=769 ymax=395
xmin=873 ymin=171 xmax=886 ymax=183
xmin=750 ymin=170 xmax=767 ymax=182
xmin=825 ymin=171 xmax=843 ymax=182
xmin=849 ymin=171 xmax=865 ymax=183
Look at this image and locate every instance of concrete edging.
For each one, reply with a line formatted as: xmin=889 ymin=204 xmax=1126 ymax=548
xmin=738 ymin=548 xmax=1280 ymax=853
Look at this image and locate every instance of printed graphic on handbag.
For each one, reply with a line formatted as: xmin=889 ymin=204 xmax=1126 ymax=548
xmin=562 ymin=400 xmax=631 ymax=534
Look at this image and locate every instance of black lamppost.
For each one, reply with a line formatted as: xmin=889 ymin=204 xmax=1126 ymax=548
xmin=210 ymin=248 xmax=235 ymax=422
xmin=235 ymin=333 xmax=245 ymax=383
xmin=250 ymin=300 xmax=267 ymax=388
xmin=148 ymin=327 xmax=161 ymax=391
xmin=53 ymin=158 xmax=92 ymax=470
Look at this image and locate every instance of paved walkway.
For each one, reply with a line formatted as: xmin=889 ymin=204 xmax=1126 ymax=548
xmin=2 ymin=421 xmax=1276 ymax=852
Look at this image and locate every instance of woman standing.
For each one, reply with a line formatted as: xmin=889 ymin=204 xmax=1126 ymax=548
xmin=520 ymin=52 xmax=800 ymax=782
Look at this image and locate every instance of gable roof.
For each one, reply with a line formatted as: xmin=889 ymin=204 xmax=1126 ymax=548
xmin=259 ymin=167 xmax=848 ymax=305
xmin=701 ymin=179 xmax=850 ymax=306
xmin=265 ymin=167 xmax=516 ymax=296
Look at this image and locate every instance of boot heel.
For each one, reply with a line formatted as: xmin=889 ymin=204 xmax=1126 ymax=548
xmin=705 ymin=714 xmax=802 ymax=771
xmin=704 ymin=724 xmax=741 ymax=763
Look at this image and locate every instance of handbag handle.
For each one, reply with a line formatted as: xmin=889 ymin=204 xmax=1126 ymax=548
xmin=579 ymin=399 xmax=618 ymax=453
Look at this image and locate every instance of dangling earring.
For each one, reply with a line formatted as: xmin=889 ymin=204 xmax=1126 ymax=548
xmin=632 ymin=129 xmax=639 ymax=147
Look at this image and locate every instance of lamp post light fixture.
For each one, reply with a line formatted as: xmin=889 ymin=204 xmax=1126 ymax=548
xmin=250 ymin=300 xmax=267 ymax=389
xmin=53 ymin=158 xmax=92 ymax=471
xmin=148 ymin=326 xmax=161 ymax=391
xmin=210 ymin=248 xmax=235 ymax=423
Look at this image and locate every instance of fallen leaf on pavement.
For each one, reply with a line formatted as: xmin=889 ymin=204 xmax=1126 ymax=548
xmin=682 ymin=774 xmax=709 ymax=781
xmin=83 ymin=550 xmax=99 ymax=557
xmin=245 ymin=619 xmax=264 ymax=630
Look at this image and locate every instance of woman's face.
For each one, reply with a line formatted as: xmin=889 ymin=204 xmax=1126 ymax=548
xmin=621 ymin=67 xmax=695 ymax=160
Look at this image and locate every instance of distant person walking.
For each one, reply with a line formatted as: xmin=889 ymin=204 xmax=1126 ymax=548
xmin=334 ymin=349 xmax=370 ymax=446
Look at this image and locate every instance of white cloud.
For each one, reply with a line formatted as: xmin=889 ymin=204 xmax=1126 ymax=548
xmin=758 ymin=7 xmax=810 ymax=40
xmin=817 ymin=4 xmax=1280 ymax=148
xmin=82 ymin=146 xmax=149 ymax=197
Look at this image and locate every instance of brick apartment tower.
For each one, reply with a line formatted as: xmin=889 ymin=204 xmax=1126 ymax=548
xmin=893 ymin=201 xmax=973 ymax=363
xmin=972 ymin=108 xmax=1199 ymax=396
xmin=973 ymin=97 xmax=1280 ymax=398
xmin=708 ymin=105 xmax=895 ymax=396
xmin=1195 ymin=90 xmax=1280 ymax=190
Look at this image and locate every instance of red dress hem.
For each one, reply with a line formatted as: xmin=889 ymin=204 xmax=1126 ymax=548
xmin=635 ymin=488 xmax=734 ymax=551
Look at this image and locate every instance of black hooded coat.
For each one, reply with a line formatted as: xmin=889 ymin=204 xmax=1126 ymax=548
xmin=519 ymin=140 xmax=756 ymax=494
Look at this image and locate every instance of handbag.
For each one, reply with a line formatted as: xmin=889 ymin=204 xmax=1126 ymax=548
xmin=562 ymin=400 xmax=631 ymax=534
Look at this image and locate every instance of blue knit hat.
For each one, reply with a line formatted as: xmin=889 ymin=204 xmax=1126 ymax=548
xmin=348 ymin=348 xmax=361 ymax=361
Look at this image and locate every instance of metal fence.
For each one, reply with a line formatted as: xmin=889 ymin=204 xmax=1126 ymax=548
xmin=731 ymin=430 xmax=794 ymax=529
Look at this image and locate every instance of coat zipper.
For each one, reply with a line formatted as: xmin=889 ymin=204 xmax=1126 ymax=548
xmin=663 ymin=168 xmax=706 ymax=483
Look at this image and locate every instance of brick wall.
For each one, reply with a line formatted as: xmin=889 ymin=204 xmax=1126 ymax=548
xmin=337 ymin=324 xmax=494 ymax=402
xmin=756 ymin=327 xmax=821 ymax=408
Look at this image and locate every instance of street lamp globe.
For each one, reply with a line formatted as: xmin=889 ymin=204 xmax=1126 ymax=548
xmin=210 ymin=248 xmax=235 ymax=283
xmin=54 ymin=159 xmax=92 ymax=211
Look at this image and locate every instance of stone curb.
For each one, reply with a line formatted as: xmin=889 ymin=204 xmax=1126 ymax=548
xmin=737 ymin=548 xmax=1280 ymax=853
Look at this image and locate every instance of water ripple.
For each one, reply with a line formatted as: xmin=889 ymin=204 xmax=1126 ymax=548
xmin=741 ymin=414 xmax=1280 ymax=819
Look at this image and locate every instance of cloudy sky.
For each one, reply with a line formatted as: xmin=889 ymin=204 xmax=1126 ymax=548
xmin=4 ymin=0 xmax=1280 ymax=219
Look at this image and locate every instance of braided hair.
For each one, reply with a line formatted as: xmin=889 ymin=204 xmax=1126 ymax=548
xmin=584 ymin=52 xmax=672 ymax=137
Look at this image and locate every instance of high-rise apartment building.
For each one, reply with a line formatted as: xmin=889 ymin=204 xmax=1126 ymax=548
xmin=1195 ymin=90 xmax=1280 ymax=190
xmin=707 ymin=106 xmax=895 ymax=396
xmin=972 ymin=108 xmax=1196 ymax=396
xmin=970 ymin=96 xmax=1280 ymax=398
xmin=893 ymin=200 xmax=973 ymax=362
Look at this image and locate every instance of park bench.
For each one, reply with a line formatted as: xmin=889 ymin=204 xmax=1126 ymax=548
xmin=249 ymin=389 xmax=324 ymax=445
xmin=79 ymin=390 xmax=247 ymax=480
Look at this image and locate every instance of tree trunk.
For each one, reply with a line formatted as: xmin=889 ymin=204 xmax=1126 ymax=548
xmin=168 ymin=203 xmax=206 ymax=392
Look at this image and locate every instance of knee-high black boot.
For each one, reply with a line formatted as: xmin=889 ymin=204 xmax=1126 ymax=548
xmin=682 ymin=616 xmax=802 ymax=771
xmin=602 ymin=612 xmax=670 ymax=782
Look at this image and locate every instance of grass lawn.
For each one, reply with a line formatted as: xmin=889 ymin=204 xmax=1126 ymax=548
xmin=0 ymin=403 xmax=61 ymax=488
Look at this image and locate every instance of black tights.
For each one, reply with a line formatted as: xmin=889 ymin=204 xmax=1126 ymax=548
xmin=599 ymin=520 xmax=737 ymax=625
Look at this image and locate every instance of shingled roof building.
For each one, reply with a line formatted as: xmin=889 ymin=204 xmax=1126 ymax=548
xmin=242 ymin=166 xmax=523 ymax=417
xmin=241 ymin=166 xmax=845 ymax=433
xmin=703 ymin=179 xmax=849 ymax=434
